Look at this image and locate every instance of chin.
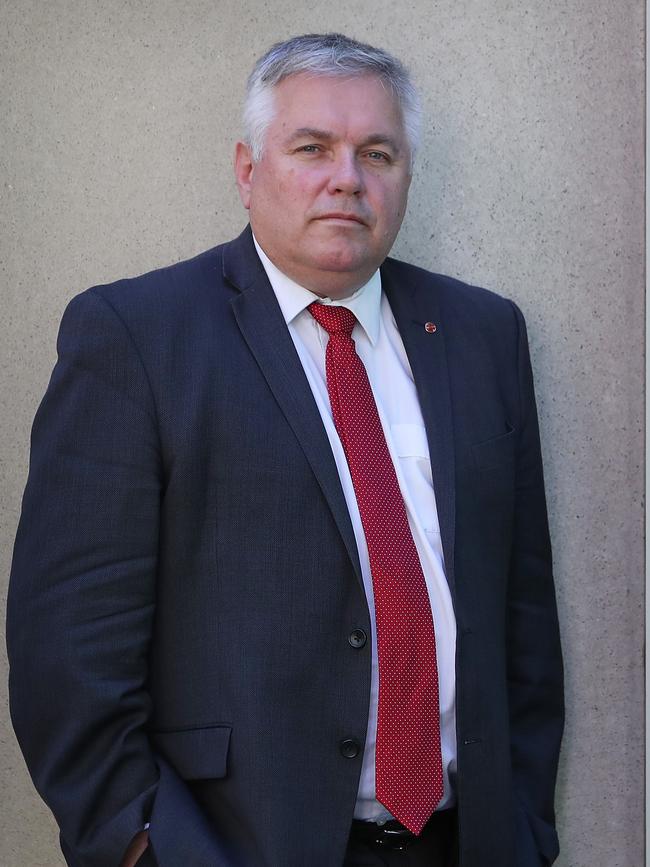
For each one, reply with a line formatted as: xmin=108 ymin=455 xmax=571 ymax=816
xmin=311 ymin=243 xmax=375 ymax=275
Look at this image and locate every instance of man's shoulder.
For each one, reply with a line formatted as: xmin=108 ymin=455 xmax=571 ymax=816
xmin=87 ymin=242 xmax=228 ymax=312
xmin=60 ymin=235 xmax=248 ymax=347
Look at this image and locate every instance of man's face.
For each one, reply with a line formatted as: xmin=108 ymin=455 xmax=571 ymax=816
xmin=235 ymin=73 xmax=412 ymax=298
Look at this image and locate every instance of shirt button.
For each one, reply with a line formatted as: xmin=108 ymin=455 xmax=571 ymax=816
xmin=348 ymin=628 xmax=367 ymax=649
xmin=339 ymin=738 xmax=360 ymax=758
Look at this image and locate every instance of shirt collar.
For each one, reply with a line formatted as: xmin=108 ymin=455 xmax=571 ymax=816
xmin=253 ymin=234 xmax=382 ymax=346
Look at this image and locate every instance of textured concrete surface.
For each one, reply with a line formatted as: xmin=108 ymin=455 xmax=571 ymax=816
xmin=0 ymin=2 xmax=644 ymax=865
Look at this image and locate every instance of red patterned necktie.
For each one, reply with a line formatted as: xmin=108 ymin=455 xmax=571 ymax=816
xmin=308 ymin=302 xmax=444 ymax=835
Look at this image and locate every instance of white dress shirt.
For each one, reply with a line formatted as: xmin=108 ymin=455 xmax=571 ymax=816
xmin=254 ymin=238 xmax=457 ymax=821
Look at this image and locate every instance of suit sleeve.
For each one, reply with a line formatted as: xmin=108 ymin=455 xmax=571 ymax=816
xmin=7 ymin=290 xmax=230 ymax=867
xmin=507 ymin=302 xmax=564 ymax=866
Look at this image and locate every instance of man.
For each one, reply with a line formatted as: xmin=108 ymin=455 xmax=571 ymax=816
xmin=7 ymin=33 xmax=564 ymax=867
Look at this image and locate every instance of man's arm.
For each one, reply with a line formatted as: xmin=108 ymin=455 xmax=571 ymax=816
xmin=507 ymin=302 xmax=564 ymax=866
xmin=7 ymin=290 xmax=227 ymax=866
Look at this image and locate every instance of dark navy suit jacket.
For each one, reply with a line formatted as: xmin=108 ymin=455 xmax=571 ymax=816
xmin=7 ymin=226 xmax=563 ymax=866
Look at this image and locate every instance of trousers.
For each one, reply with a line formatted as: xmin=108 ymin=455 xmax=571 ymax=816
xmin=343 ymin=810 xmax=458 ymax=867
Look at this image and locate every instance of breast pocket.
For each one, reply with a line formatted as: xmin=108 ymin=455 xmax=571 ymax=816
xmin=471 ymin=427 xmax=516 ymax=472
xmin=460 ymin=429 xmax=517 ymax=536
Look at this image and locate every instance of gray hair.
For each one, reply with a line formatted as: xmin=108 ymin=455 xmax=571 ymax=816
xmin=243 ymin=33 xmax=421 ymax=165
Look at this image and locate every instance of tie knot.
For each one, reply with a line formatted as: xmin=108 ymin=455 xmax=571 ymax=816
xmin=308 ymin=302 xmax=357 ymax=337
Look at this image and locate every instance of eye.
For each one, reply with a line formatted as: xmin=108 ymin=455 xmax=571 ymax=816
xmin=296 ymin=144 xmax=322 ymax=154
xmin=365 ymin=151 xmax=391 ymax=163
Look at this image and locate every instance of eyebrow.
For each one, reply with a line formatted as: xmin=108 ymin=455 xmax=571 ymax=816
xmin=286 ymin=127 xmax=403 ymax=153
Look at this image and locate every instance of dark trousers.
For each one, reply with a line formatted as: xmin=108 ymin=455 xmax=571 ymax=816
xmin=343 ymin=810 xmax=458 ymax=867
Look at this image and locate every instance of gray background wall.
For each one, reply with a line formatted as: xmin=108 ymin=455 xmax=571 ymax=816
xmin=0 ymin=2 xmax=644 ymax=865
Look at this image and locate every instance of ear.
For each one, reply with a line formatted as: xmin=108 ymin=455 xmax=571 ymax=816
xmin=234 ymin=141 xmax=254 ymax=209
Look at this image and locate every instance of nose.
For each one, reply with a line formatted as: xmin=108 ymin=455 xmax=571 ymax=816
xmin=327 ymin=152 xmax=364 ymax=196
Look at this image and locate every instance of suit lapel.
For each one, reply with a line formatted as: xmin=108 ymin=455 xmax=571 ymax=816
xmin=223 ymin=227 xmax=363 ymax=584
xmin=382 ymin=259 xmax=457 ymax=597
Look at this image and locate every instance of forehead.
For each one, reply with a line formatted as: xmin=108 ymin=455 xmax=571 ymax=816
xmin=269 ymin=73 xmax=406 ymax=142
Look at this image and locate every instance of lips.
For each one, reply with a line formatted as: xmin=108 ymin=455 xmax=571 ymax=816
xmin=314 ymin=213 xmax=368 ymax=227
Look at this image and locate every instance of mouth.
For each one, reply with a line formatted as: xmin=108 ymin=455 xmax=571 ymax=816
xmin=314 ymin=213 xmax=367 ymax=226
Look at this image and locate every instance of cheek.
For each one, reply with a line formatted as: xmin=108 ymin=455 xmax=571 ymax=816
xmin=376 ymin=194 xmax=405 ymax=226
xmin=370 ymin=187 xmax=409 ymax=242
xmin=389 ymin=185 xmax=410 ymax=222
xmin=275 ymin=170 xmax=314 ymax=206
xmin=370 ymin=177 xmax=406 ymax=210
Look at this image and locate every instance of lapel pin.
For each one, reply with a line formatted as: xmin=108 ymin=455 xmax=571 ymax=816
xmin=424 ymin=321 xmax=437 ymax=333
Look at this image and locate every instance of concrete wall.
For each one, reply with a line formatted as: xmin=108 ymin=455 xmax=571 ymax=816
xmin=1 ymin=2 xmax=644 ymax=865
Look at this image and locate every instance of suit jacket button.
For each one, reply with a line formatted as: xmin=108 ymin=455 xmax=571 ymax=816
xmin=348 ymin=628 xmax=367 ymax=649
xmin=340 ymin=738 xmax=360 ymax=758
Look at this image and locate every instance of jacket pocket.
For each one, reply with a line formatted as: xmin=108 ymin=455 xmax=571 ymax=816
xmin=471 ymin=427 xmax=516 ymax=471
xmin=515 ymin=801 xmax=560 ymax=865
xmin=152 ymin=724 xmax=232 ymax=780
